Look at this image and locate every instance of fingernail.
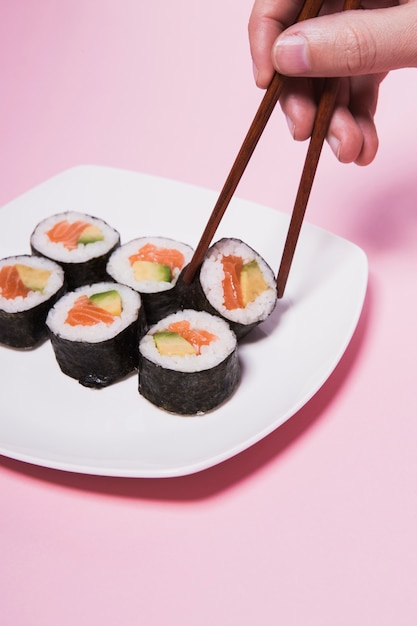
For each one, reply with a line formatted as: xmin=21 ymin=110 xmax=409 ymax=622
xmin=273 ymin=34 xmax=311 ymax=75
xmin=286 ymin=115 xmax=295 ymax=138
xmin=252 ymin=60 xmax=259 ymax=83
xmin=328 ymin=134 xmax=341 ymax=160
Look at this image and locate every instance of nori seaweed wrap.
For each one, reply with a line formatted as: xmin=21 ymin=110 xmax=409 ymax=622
xmin=30 ymin=211 xmax=120 ymax=290
xmin=0 ymin=255 xmax=65 ymax=349
xmin=138 ymin=309 xmax=240 ymax=415
xmin=177 ymin=238 xmax=277 ymax=340
xmin=106 ymin=236 xmax=194 ymax=325
xmin=46 ymin=282 xmax=146 ymax=387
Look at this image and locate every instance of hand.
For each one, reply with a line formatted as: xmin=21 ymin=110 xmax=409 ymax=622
xmin=248 ymin=0 xmax=417 ymax=165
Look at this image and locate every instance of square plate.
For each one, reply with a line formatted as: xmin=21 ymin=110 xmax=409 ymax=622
xmin=0 ymin=165 xmax=367 ymax=477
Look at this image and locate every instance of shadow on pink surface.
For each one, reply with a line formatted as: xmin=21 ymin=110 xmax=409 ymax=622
xmin=0 ymin=282 xmax=372 ymax=499
xmin=348 ymin=169 xmax=417 ymax=253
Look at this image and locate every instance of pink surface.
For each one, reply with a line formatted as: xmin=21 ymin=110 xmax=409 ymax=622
xmin=1 ymin=2 xmax=417 ymax=625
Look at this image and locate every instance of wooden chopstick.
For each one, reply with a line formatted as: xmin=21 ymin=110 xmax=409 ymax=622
xmin=276 ymin=0 xmax=362 ymax=297
xmin=182 ymin=0 xmax=326 ymax=284
xmin=276 ymin=77 xmax=341 ymax=297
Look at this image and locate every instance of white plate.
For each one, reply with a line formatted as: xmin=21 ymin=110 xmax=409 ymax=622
xmin=0 ymin=166 xmax=367 ymax=477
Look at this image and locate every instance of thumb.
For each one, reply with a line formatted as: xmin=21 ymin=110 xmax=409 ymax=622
xmin=273 ymin=4 xmax=417 ymax=77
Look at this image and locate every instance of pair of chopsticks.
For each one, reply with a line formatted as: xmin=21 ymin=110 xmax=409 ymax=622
xmin=183 ymin=0 xmax=361 ymax=297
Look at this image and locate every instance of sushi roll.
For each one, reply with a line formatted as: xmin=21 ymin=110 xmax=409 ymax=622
xmin=46 ymin=281 xmax=145 ymax=388
xmin=138 ymin=309 xmax=240 ymax=415
xmin=0 ymin=255 xmax=65 ymax=348
xmin=31 ymin=211 xmax=120 ymax=289
xmin=179 ymin=238 xmax=277 ymax=340
xmin=106 ymin=236 xmax=194 ymax=325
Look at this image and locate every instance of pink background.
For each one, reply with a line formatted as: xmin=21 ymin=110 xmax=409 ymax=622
xmin=1 ymin=1 xmax=417 ymax=624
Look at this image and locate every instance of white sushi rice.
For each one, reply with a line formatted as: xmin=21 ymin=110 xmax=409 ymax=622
xmin=46 ymin=281 xmax=142 ymax=343
xmin=30 ymin=211 xmax=120 ymax=263
xmin=106 ymin=236 xmax=194 ymax=293
xmin=0 ymin=255 xmax=64 ymax=313
xmin=140 ymin=309 xmax=237 ymax=372
xmin=199 ymin=238 xmax=277 ymax=324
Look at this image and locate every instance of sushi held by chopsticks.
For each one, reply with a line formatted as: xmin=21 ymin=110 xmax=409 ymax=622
xmin=179 ymin=237 xmax=277 ymax=340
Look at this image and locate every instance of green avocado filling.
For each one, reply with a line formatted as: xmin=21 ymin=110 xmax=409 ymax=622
xmin=15 ymin=264 xmax=51 ymax=292
xmin=240 ymin=260 xmax=268 ymax=306
xmin=132 ymin=260 xmax=171 ymax=282
xmin=77 ymin=225 xmax=104 ymax=244
xmin=153 ymin=331 xmax=196 ymax=356
xmin=89 ymin=290 xmax=122 ymax=316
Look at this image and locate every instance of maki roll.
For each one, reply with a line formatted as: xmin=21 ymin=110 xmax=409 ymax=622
xmin=46 ymin=281 xmax=145 ymax=388
xmin=138 ymin=309 xmax=240 ymax=415
xmin=106 ymin=236 xmax=194 ymax=325
xmin=180 ymin=238 xmax=277 ymax=340
xmin=0 ymin=255 xmax=65 ymax=348
xmin=31 ymin=211 xmax=120 ymax=289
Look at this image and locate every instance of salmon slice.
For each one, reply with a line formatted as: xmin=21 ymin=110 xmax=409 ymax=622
xmin=65 ymin=295 xmax=115 ymax=326
xmin=46 ymin=220 xmax=90 ymax=250
xmin=128 ymin=243 xmax=185 ymax=272
xmin=221 ymin=255 xmax=243 ymax=310
xmin=0 ymin=265 xmax=30 ymax=299
xmin=168 ymin=320 xmax=216 ymax=355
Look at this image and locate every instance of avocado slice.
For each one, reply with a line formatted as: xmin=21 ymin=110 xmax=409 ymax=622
xmin=77 ymin=224 xmax=104 ymax=244
xmin=15 ymin=264 xmax=51 ymax=292
xmin=153 ymin=331 xmax=196 ymax=356
xmin=132 ymin=260 xmax=171 ymax=282
xmin=89 ymin=290 xmax=122 ymax=316
xmin=240 ymin=260 xmax=268 ymax=306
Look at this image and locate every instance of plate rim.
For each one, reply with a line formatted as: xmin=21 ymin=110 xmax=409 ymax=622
xmin=0 ymin=165 xmax=368 ymax=478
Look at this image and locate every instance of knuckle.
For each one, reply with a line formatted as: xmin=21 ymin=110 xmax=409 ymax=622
xmin=336 ymin=23 xmax=377 ymax=74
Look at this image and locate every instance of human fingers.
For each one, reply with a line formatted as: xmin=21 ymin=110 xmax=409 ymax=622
xmin=327 ymin=77 xmax=379 ymax=165
xmin=278 ymin=77 xmax=320 ymax=141
xmin=272 ymin=3 xmax=417 ymax=77
xmin=340 ymin=72 xmax=385 ymax=164
xmin=248 ymin=0 xmax=305 ymax=87
xmin=279 ymin=73 xmax=384 ymax=164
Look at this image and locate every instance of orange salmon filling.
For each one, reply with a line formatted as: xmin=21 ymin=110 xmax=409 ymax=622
xmin=46 ymin=220 xmax=90 ymax=251
xmin=221 ymin=255 xmax=244 ymax=310
xmin=128 ymin=243 xmax=185 ymax=274
xmin=65 ymin=295 xmax=115 ymax=327
xmin=167 ymin=320 xmax=216 ymax=355
xmin=0 ymin=265 xmax=30 ymax=299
